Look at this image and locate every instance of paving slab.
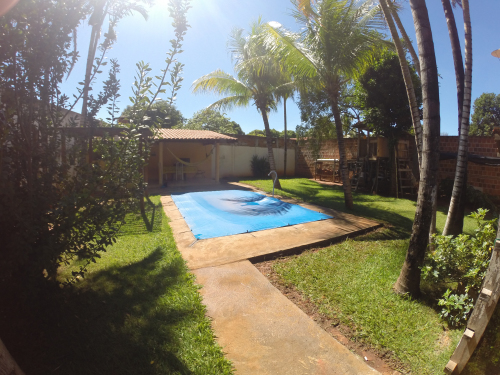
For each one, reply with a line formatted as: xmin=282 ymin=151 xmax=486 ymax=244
xmin=161 ymin=193 xmax=382 ymax=270
xmin=193 ymin=260 xmax=380 ymax=375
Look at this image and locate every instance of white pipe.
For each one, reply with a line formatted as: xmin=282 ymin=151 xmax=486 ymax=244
xmin=268 ymin=170 xmax=278 ymax=197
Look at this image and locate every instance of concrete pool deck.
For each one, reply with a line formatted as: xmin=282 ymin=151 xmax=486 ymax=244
xmin=161 ymin=184 xmax=382 ymax=270
xmin=160 ymin=183 xmax=383 ymax=374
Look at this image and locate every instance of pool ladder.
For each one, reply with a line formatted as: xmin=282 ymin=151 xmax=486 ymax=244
xmin=268 ymin=170 xmax=278 ymax=197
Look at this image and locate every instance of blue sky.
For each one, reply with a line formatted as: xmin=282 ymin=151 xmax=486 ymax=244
xmin=59 ymin=0 xmax=500 ymax=136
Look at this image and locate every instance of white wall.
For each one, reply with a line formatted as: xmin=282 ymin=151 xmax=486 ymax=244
xmin=218 ymin=144 xmax=295 ymax=178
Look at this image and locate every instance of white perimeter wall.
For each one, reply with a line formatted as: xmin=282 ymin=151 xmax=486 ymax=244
xmin=213 ymin=144 xmax=295 ymax=178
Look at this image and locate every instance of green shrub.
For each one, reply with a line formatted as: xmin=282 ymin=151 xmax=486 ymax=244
xmin=422 ymin=209 xmax=498 ymax=326
xmin=250 ymin=155 xmax=270 ymax=178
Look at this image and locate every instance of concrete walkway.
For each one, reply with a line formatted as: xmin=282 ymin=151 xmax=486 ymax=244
xmin=194 ymin=261 xmax=379 ymax=375
xmin=161 ymin=185 xmax=382 ymax=374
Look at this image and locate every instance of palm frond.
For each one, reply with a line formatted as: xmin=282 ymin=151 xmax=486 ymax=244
xmin=260 ymin=22 xmax=319 ymax=79
xmin=192 ymin=69 xmax=252 ymax=98
xmin=227 ymin=27 xmax=247 ymax=64
xmin=307 ymin=0 xmax=390 ymax=78
xmin=206 ymin=94 xmax=252 ymax=112
xmin=296 ymin=0 xmax=318 ymax=19
xmin=112 ymin=1 xmax=150 ymax=20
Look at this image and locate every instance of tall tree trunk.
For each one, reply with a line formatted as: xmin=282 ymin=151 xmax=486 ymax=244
xmin=283 ymin=97 xmax=288 ymax=178
xmin=329 ymin=94 xmax=354 ymax=209
xmin=380 ymin=0 xmax=423 ymax=167
xmin=394 ymin=0 xmax=440 ymax=296
xmin=388 ymin=1 xmax=421 ymax=77
xmin=81 ymin=19 xmax=104 ymax=127
xmin=260 ymin=108 xmax=282 ymax=189
xmin=82 ymin=4 xmax=106 ymax=164
xmin=442 ymin=0 xmax=471 ymax=236
xmin=428 ymin=184 xmax=438 ymax=251
xmin=0 ymin=338 xmax=25 ymax=375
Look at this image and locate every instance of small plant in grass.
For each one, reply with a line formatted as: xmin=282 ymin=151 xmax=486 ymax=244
xmin=423 ymin=209 xmax=498 ymax=326
xmin=250 ymin=154 xmax=270 ymax=178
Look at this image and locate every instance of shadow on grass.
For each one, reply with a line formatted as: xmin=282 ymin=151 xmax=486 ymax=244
xmin=0 ymin=248 xmax=195 ymax=375
xmin=119 ymin=201 xmax=163 ymax=236
xmin=277 ymin=180 xmax=415 ymax=239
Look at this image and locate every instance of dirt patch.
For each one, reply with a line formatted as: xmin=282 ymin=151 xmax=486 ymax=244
xmin=253 ymin=259 xmax=408 ymax=375
xmin=436 ymin=330 xmax=452 ymax=352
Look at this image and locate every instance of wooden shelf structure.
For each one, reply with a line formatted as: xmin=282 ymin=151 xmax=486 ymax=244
xmin=314 ymin=159 xmax=340 ymax=183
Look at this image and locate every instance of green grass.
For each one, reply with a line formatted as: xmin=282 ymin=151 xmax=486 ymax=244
xmin=239 ymin=177 xmax=490 ymax=374
xmin=118 ymin=197 xmax=164 ymax=235
xmin=0 ymin=196 xmax=233 ymax=375
xmin=273 ymin=239 xmax=461 ymax=374
xmin=241 ymin=177 xmax=478 ymax=236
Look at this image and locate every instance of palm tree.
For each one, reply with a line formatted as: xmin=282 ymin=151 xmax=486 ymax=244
xmin=274 ymin=70 xmax=296 ymax=179
xmin=379 ymin=0 xmax=439 ymax=249
xmin=192 ymin=22 xmax=292 ymax=189
xmin=378 ymin=0 xmax=422 ymax=166
xmin=261 ymin=0 xmax=388 ymax=209
xmin=387 ymin=1 xmax=420 ymax=76
xmin=393 ymin=0 xmax=441 ymax=296
xmin=442 ymin=0 xmax=471 ymax=236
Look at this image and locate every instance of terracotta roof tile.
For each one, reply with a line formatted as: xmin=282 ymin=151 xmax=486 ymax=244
xmin=155 ymin=128 xmax=237 ymax=141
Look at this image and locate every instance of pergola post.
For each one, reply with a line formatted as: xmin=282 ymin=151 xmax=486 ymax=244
xmin=158 ymin=141 xmax=163 ymax=186
xmin=215 ymin=141 xmax=220 ymax=183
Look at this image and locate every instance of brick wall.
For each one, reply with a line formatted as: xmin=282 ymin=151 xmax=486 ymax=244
xmin=295 ymin=135 xmax=500 ymax=199
xmin=296 ymin=138 xmax=358 ymax=177
xmin=439 ymin=136 xmax=500 ymax=197
xmin=230 ymin=134 xmax=296 ymax=149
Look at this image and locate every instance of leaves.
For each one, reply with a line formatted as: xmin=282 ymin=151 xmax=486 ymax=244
xmin=423 ymin=209 xmax=498 ymax=326
xmin=469 ymin=92 xmax=500 ymax=136
xmin=0 ymin=0 xmax=190 ymax=288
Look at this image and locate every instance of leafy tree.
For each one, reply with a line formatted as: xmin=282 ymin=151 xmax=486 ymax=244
xmin=181 ymin=108 xmax=243 ymax=134
xmin=469 ymin=93 xmax=500 ymax=136
xmin=192 ymin=19 xmax=293 ymax=189
xmin=121 ymin=100 xmax=185 ymax=128
xmin=299 ymin=85 xmax=359 ymax=139
xmin=0 ymin=1 xmax=190 ymax=372
xmin=248 ymin=129 xmax=265 ymax=136
xmin=281 ymin=129 xmax=296 ymax=138
xmin=79 ymin=0 xmax=151 ymax=129
xmin=354 ymin=51 xmax=422 ymax=196
xmin=0 ymin=0 xmax=190 ymax=290
xmin=377 ymin=0 xmax=423 ymax=165
xmin=355 ymin=50 xmax=422 ymax=143
xmin=248 ymin=128 xmax=280 ymax=137
xmin=261 ymin=0 xmax=388 ymax=209
xmin=1 ymin=0 xmax=90 ymax=286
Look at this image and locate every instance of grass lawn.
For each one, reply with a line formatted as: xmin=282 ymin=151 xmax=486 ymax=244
xmin=240 ymin=177 xmax=499 ymax=375
xmin=0 ymin=195 xmax=233 ymax=375
xmin=241 ymin=177 xmax=479 ymax=236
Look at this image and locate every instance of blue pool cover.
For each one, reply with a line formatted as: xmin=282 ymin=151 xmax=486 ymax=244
xmin=171 ymin=190 xmax=333 ymax=240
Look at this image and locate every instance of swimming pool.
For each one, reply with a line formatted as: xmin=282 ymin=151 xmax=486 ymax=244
xmin=171 ymin=190 xmax=333 ymax=240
